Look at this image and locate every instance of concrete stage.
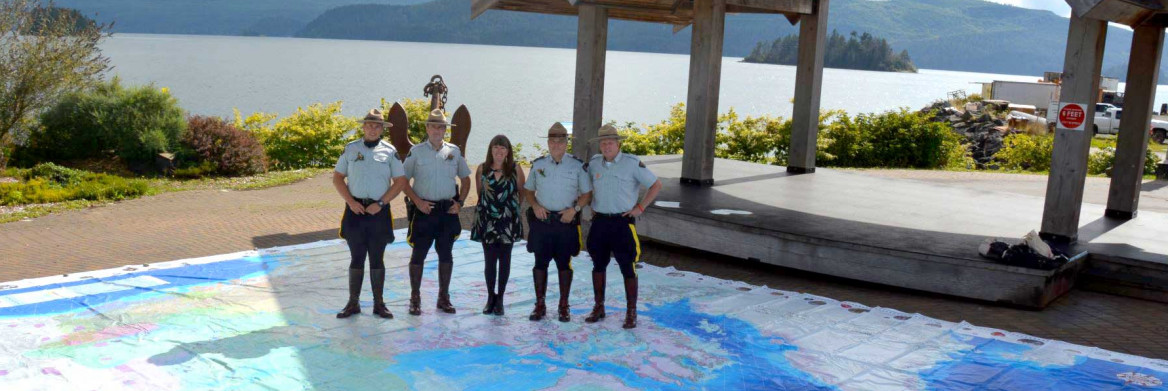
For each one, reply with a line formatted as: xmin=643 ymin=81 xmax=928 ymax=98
xmin=635 ymin=155 xmax=1168 ymax=309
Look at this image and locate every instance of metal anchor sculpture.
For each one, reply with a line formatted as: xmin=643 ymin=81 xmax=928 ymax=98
xmin=386 ymin=75 xmax=472 ymax=160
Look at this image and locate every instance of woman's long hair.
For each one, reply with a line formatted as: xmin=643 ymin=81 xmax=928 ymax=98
xmin=482 ymin=134 xmax=516 ymax=179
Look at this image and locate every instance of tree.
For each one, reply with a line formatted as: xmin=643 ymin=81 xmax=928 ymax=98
xmin=0 ymin=0 xmax=111 ymax=170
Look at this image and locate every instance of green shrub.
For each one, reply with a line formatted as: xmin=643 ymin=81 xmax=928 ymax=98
xmin=616 ymin=104 xmax=962 ymax=169
xmin=996 ymin=134 xmax=1054 ymax=172
xmin=619 ymin=103 xmax=689 ymax=156
xmin=181 ymin=115 xmax=266 ymax=176
xmin=1088 ymin=147 xmax=1115 ymax=176
xmin=1087 ymin=146 xmax=1162 ymax=176
xmin=0 ymin=163 xmax=150 ymax=205
xmin=715 ymin=109 xmax=791 ymax=165
xmin=241 ymin=101 xmax=359 ymax=170
xmin=24 ymin=78 xmax=186 ymax=167
xmin=172 ymin=160 xmax=218 ymax=179
xmin=820 ymin=108 xmax=963 ymax=168
xmin=21 ymin=162 xmax=85 ymax=186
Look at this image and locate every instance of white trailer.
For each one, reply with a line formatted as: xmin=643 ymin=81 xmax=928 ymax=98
xmin=989 ymin=81 xmax=1059 ymax=108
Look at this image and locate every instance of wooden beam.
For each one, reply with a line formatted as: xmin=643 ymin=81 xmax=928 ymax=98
xmin=1106 ymin=24 xmax=1164 ymax=219
xmin=725 ymin=0 xmax=812 ymax=14
xmin=787 ymin=0 xmax=829 ymax=174
xmin=680 ymin=0 xmax=726 ymax=186
xmin=1040 ymin=13 xmax=1107 ymax=243
xmin=471 ymin=0 xmax=504 ymax=19
xmin=1068 ymin=0 xmax=1162 ymax=26
xmin=572 ymin=5 xmax=608 ymax=161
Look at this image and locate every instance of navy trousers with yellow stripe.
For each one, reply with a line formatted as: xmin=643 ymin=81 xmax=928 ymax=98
xmin=586 ymin=214 xmax=641 ymax=278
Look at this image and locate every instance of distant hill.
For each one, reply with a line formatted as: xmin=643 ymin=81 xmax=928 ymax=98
xmin=58 ymin=0 xmax=1160 ymax=80
xmin=296 ymin=0 xmax=1153 ymax=79
xmin=52 ymin=0 xmax=428 ymax=36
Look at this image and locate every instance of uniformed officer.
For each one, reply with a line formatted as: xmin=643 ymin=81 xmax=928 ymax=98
xmin=584 ymin=124 xmax=662 ymax=329
xmin=332 ymin=108 xmax=407 ymax=319
xmin=523 ymin=122 xmax=592 ymax=322
xmin=402 ymin=109 xmax=471 ymax=316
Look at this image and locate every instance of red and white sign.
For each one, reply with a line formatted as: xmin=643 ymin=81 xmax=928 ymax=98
xmin=1058 ymin=103 xmax=1087 ymax=131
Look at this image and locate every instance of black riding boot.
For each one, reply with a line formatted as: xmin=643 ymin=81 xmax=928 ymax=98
xmin=557 ymin=269 xmax=573 ymax=322
xmin=436 ymin=262 xmax=456 ymax=314
xmin=622 ymin=277 xmax=638 ymax=329
xmin=584 ymin=272 xmax=606 ymax=323
xmin=528 ymin=269 xmax=548 ymax=321
xmin=408 ymin=264 xmax=423 ymax=316
xmin=337 ymin=268 xmax=363 ymax=318
xmin=370 ymin=269 xmax=392 ymax=319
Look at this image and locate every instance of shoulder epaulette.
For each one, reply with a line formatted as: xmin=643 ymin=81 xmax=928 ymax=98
xmin=566 ymin=154 xmax=584 ymax=163
xmin=533 ymin=155 xmax=548 ymax=164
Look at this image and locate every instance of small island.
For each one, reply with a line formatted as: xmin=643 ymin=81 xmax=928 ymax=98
xmin=744 ymin=30 xmax=917 ymax=73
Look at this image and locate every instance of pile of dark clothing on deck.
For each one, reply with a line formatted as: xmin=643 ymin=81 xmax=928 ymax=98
xmin=978 ymin=230 xmax=1070 ymax=270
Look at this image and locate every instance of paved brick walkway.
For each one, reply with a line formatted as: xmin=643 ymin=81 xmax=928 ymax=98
xmin=1 ymin=172 xmax=1166 ymax=359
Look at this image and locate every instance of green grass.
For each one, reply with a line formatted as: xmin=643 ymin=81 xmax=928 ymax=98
xmin=1091 ymin=135 xmax=1167 ymax=153
xmin=0 ymin=199 xmax=106 ymax=224
xmin=1 ymin=166 xmax=328 ymax=223
xmin=148 ymin=168 xmax=328 ymax=193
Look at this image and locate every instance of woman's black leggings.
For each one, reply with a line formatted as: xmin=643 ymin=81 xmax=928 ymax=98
xmin=483 ymin=243 xmax=513 ymax=294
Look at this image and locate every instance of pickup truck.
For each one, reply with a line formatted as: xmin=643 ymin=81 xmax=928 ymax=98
xmin=1093 ymin=107 xmax=1168 ymax=144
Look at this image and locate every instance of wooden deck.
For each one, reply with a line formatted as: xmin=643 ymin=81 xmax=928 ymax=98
xmin=633 ymin=155 xmax=1168 ymax=308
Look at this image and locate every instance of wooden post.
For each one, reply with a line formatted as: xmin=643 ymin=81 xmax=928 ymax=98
xmin=1106 ymin=25 xmax=1164 ymax=220
xmin=572 ymin=5 xmax=608 ymax=161
xmin=787 ymin=0 xmax=829 ymax=174
xmin=680 ymin=0 xmax=726 ymax=186
xmin=1040 ymin=14 xmax=1107 ymax=243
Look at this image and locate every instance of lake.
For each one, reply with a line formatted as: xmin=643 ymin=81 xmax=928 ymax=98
xmin=101 ymin=33 xmax=1168 ymax=161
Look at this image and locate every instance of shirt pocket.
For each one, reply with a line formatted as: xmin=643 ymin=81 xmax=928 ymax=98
xmin=612 ymin=170 xmax=636 ymax=190
xmin=373 ymin=151 xmax=391 ymax=163
xmin=443 ymin=158 xmax=459 ymax=177
xmin=556 ymin=168 xmax=577 ymax=185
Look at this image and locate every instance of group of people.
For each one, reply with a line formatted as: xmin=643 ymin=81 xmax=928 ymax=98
xmin=333 ymin=107 xmax=662 ymax=329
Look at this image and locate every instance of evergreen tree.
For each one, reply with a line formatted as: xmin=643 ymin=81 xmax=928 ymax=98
xmin=744 ymin=30 xmax=917 ymax=73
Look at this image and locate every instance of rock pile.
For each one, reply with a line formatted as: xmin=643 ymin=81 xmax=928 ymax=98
xmin=921 ymin=100 xmax=1010 ymax=166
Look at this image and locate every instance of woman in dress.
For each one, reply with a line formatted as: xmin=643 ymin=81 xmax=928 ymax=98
xmin=470 ymin=134 xmax=526 ymax=316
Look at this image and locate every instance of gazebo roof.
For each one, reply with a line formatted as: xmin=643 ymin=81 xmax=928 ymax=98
xmin=471 ymin=0 xmax=813 ymax=27
xmin=1067 ymin=0 xmax=1168 ymax=26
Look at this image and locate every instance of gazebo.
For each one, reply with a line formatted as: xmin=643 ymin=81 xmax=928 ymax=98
xmin=472 ymin=0 xmax=827 ymax=184
xmin=470 ymin=0 xmax=1168 ymax=308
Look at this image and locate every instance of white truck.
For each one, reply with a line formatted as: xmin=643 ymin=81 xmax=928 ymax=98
xmin=1091 ymin=107 xmax=1168 ymax=143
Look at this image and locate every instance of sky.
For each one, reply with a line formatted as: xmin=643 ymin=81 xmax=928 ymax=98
xmin=984 ymin=0 xmax=1072 ymax=17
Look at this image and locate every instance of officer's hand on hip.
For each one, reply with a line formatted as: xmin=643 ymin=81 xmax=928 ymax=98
xmin=559 ymin=208 xmax=576 ymax=224
xmin=622 ymin=205 xmax=644 ymax=218
xmin=447 ymin=201 xmax=461 ymax=215
xmin=533 ymin=204 xmax=549 ymax=221
xmin=416 ymin=200 xmax=434 ymax=214
xmin=365 ymin=203 xmax=382 ymax=215
xmin=347 ymin=199 xmax=367 ymax=215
